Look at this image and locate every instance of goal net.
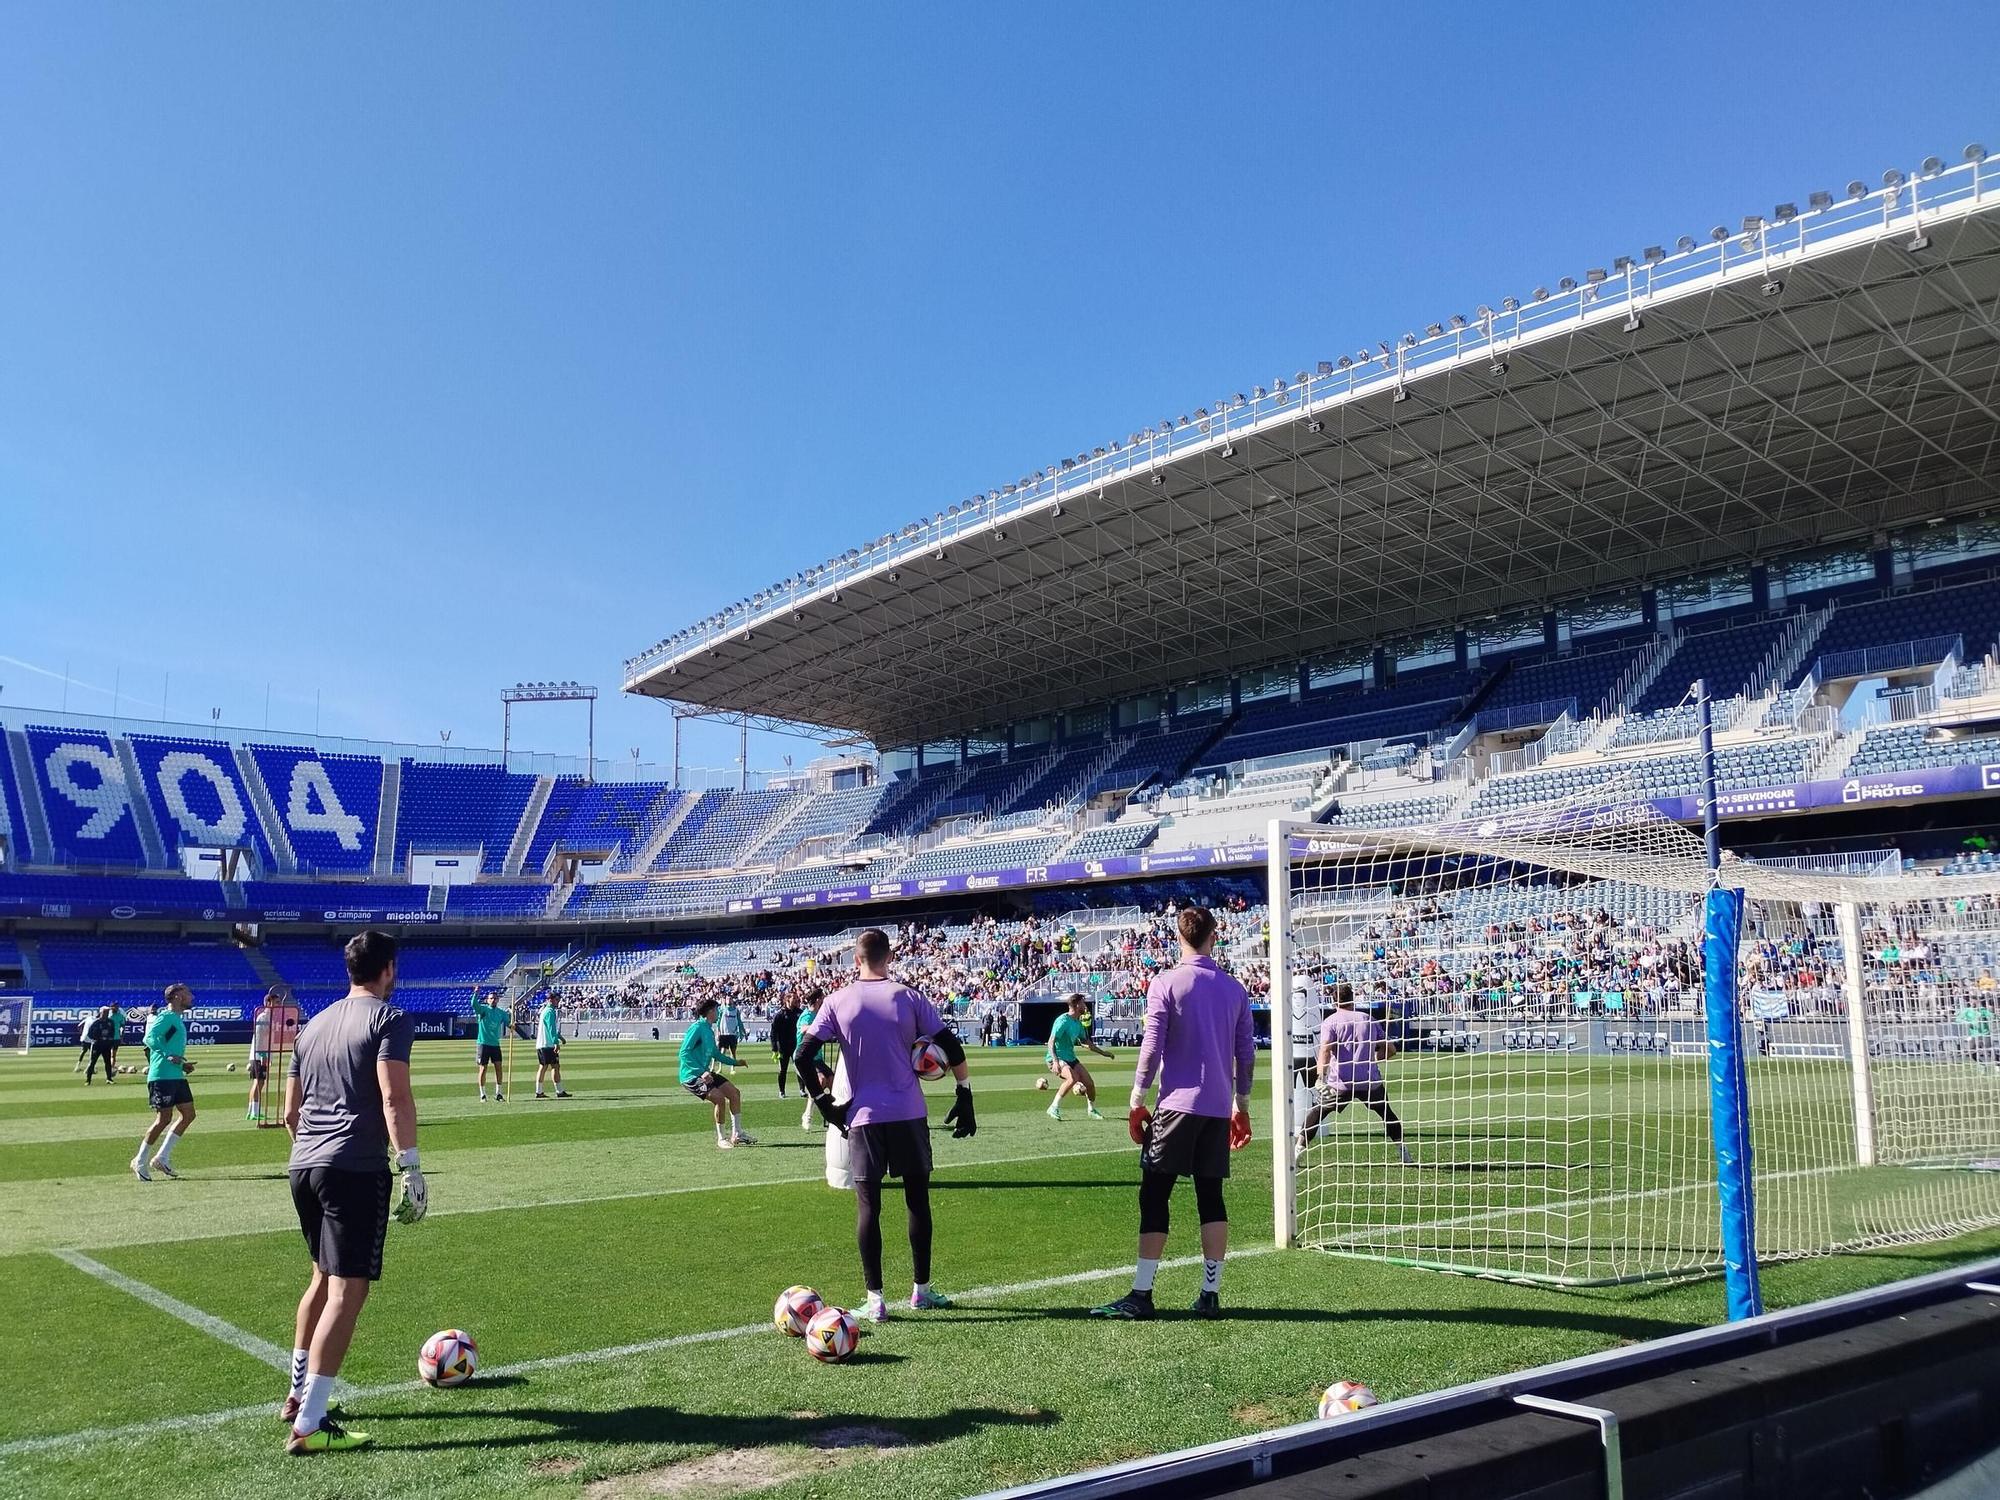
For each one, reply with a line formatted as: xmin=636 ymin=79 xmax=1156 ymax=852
xmin=0 ymin=996 xmax=32 ymax=1056
xmin=1270 ymin=805 xmax=2000 ymax=1286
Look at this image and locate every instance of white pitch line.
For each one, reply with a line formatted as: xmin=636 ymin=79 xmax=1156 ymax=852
xmin=49 ymin=1249 xmax=297 ymax=1374
xmin=0 ymin=1246 xmax=1270 ymax=1460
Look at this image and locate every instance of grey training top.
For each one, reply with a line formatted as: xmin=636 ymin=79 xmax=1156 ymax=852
xmin=287 ymin=994 xmax=416 ymax=1172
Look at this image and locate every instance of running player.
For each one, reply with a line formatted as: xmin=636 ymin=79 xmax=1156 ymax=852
xmin=679 ymin=997 xmax=754 ymax=1147
xmin=471 ymin=990 xmax=510 ymax=1101
xmin=1296 ymin=983 xmax=1411 ymax=1165
xmin=132 ymin=984 xmax=198 ymax=1181
xmin=1045 ymin=993 xmax=1113 ymax=1121
xmin=1091 ymin=907 xmax=1254 ymax=1321
xmin=83 ymin=1006 xmax=118 ymax=1085
xmin=533 ymin=993 xmax=570 ymax=1099
xmin=281 ymin=929 xmax=425 ymax=1455
xmin=247 ymin=989 xmax=280 ymax=1122
xmin=795 ymin=928 xmax=975 ymax=1322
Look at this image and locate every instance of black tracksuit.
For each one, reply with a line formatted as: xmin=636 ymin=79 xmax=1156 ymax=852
xmin=768 ymin=1007 xmax=799 ymax=1096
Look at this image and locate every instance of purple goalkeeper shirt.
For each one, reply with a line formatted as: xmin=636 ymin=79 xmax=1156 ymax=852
xmin=1133 ymin=955 xmax=1255 ymax=1119
xmin=804 ymin=978 xmax=945 ymax=1128
xmin=1319 ymin=1007 xmax=1384 ymax=1086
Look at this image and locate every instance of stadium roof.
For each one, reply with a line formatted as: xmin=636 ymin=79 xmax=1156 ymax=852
xmin=626 ymin=150 xmax=2000 ymax=748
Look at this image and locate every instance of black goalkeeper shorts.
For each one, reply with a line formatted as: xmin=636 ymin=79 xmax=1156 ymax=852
xmin=290 ymin=1167 xmax=393 ymax=1281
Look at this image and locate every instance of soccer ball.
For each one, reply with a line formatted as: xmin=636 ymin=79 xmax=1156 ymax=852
xmin=418 ymin=1329 xmax=478 ymax=1387
xmin=773 ymin=1284 xmax=825 ymax=1337
xmin=1034 ymin=1076 xmax=1048 ymax=1091
xmin=803 ymin=1306 xmax=859 ymax=1363
xmin=226 ymin=1063 xmax=238 ymax=1073
xmin=1318 ymin=1380 xmax=1378 ymax=1418
xmin=911 ymin=1039 xmax=948 ymax=1082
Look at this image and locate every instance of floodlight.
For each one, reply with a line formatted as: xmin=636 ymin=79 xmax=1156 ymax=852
xmin=1150 ymin=473 xmax=1164 ymax=487
xmin=1967 ymin=143 xmax=1988 ymax=163
xmin=1449 ymin=314 xmax=1467 ymax=329
xmin=1882 ymin=168 xmax=1904 ymax=188
xmin=1612 ymin=256 xmax=1633 ymax=272
xmin=1490 ymin=358 xmax=1509 ymax=376
xmin=1400 ymin=333 xmax=1417 ymax=348
xmin=1773 ymin=203 xmax=1797 ymax=222
xmin=1295 ymin=370 xmax=1310 ymax=383
xmin=1557 ymin=277 xmax=1577 ymax=292
xmin=1500 ymin=296 xmax=1519 ymax=311
xmin=1219 ymin=444 xmax=1236 ymax=458
xmin=1306 ymin=419 xmax=1324 ymax=434
xmin=1741 ymin=215 xmax=1763 ymax=233
xmin=1708 ymin=226 xmax=1728 ymax=243
xmin=1921 ymin=155 xmax=1943 ymax=177
xmin=1642 ymin=246 xmax=1665 ymax=262
xmin=1316 ymin=360 xmax=1334 ymax=375
xmin=1337 ymin=355 xmax=1352 ymax=370
xmin=1808 ymin=190 xmax=1833 ymax=211
xmin=1424 ymin=323 xmax=1443 ymax=337
xmin=1585 ymin=268 xmax=1607 ymax=284
xmin=1847 ymin=180 xmax=1867 ymax=199
xmin=1760 ymin=278 xmax=1783 ymax=298
xmin=1532 ymin=286 xmax=1549 ymax=301
xmin=1376 ymin=341 xmax=1392 ymax=356
xmin=1676 ymin=235 xmax=1696 ymax=252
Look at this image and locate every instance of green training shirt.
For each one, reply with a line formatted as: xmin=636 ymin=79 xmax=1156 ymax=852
xmin=1960 ymin=1004 xmax=1994 ymax=1039
xmin=678 ymin=1017 xmax=736 ymax=1084
xmin=1048 ymin=1012 xmax=1086 ymax=1064
xmin=144 ymin=1010 xmax=187 ymax=1083
xmin=538 ymin=1004 xmax=560 ymax=1049
xmin=473 ymin=999 xmax=510 ymax=1047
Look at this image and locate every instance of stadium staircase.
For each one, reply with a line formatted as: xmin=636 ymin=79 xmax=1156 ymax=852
xmin=5 ymin=729 xmax=53 ymax=863
xmin=621 ymin=790 xmax=703 ymax=874
xmin=503 ymin=775 xmax=555 ymax=876
xmin=240 ymin=943 xmax=286 ymax=992
xmin=1809 ymin=724 xmax=1869 ymax=784
xmin=113 ymin=737 xmax=170 ymax=869
xmin=372 ymin=760 xmax=402 ymax=876
xmin=426 ymin=884 xmax=450 ymax=914
xmin=15 ymin=936 xmax=51 ymax=988
xmin=1601 ymin=629 xmax=1680 ymax=722
xmin=542 ymin=879 xmax=575 ymax=920
xmin=233 ymin=745 xmax=297 ymax=872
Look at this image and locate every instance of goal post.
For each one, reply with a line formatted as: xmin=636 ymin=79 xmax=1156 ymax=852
xmin=0 ymin=996 xmax=30 ymax=1056
xmin=1267 ymin=808 xmax=2000 ymax=1289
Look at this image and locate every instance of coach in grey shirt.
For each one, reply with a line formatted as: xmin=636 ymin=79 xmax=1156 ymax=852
xmin=279 ymin=929 xmax=426 ymax=1456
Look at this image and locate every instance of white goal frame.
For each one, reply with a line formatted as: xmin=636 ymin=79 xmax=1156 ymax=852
xmin=0 ymin=995 xmax=32 ymax=1056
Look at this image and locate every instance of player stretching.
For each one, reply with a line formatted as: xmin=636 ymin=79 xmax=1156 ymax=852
xmin=1091 ymin=907 xmax=1253 ymax=1321
xmin=1046 ymin=993 xmax=1112 ymax=1121
xmin=680 ymin=997 xmax=756 ymax=1148
xmin=796 ymin=928 xmax=975 ymax=1323
xmin=1295 ymin=983 xmax=1411 ymax=1164
xmin=472 ymin=990 xmax=510 ymax=1101
xmin=132 ymin=984 xmax=199 ymax=1181
xmin=281 ymin=930 xmax=425 ymax=1455
xmin=533 ymin=993 xmax=570 ymax=1099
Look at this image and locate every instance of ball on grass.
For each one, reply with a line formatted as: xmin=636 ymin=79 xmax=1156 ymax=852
xmin=419 ymin=1329 xmax=478 ymax=1387
xmin=1034 ymin=1077 xmax=1048 ymax=1091
xmin=226 ymin=1063 xmax=238 ymax=1073
xmin=774 ymin=1285 xmax=824 ymax=1337
xmin=1318 ymin=1380 xmax=1378 ymax=1418
xmin=804 ymin=1306 xmax=859 ymax=1363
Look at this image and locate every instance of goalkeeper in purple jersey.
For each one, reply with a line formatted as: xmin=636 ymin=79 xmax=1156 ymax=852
xmin=796 ymin=928 xmax=974 ymax=1324
xmin=1295 ymin=982 xmax=1411 ymax=1164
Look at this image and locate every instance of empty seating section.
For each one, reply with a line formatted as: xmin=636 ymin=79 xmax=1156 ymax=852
xmin=0 ymin=728 xmax=30 ymax=855
xmin=527 ymin=779 xmax=674 ymax=871
xmin=745 ymin=784 xmax=886 ymax=862
xmin=1468 ymin=738 xmax=1821 ymax=816
xmin=1795 ymin=579 xmax=2000 ymax=684
xmin=438 ymin=884 xmax=552 ymax=918
xmin=861 ymin=762 xmax=961 ymax=838
xmin=36 ymin=935 xmax=262 ymax=992
xmin=1328 ymin=793 xmax=1451 ymax=829
xmin=24 ymin=725 xmax=148 ymax=866
xmin=1847 ymin=725 xmax=2000 ymax=779
xmin=569 ymin=874 xmax=761 ymax=918
xmin=1200 ymin=673 xmax=1474 ymax=769
xmin=998 ymin=743 xmax=1110 ymax=816
xmin=239 ymin=880 xmax=434 ymax=914
xmin=756 ymin=861 xmax=880 ymax=895
xmin=1059 ymin=822 xmax=1159 ymax=860
xmin=562 ymin=941 xmax=706 ymax=989
xmin=127 ymin=734 xmax=279 ymax=865
xmin=1086 ymin=726 xmax=1217 ymax=798
xmin=247 ymin=744 xmax=382 ymax=874
xmin=895 ymin=834 xmax=1067 ymax=880
xmin=1631 ymin=614 xmax=1788 ymax=715
xmin=396 ymin=763 xmax=539 ymax=872
xmin=929 ymin=756 xmax=1031 ymax=823
xmin=658 ymin=789 xmax=800 ymax=871
xmin=1479 ymin=633 xmax=1648 ymax=718
xmin=387 ymin=943 xmax=519 ymax=988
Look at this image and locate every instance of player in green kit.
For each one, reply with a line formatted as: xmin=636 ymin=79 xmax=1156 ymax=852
xmin=471 ymin=990 xmax=510 ymax=1101
xmin=680 ymin=997 xmax=754 ymax=1147
xmin=1045 ymin=993 xmax=1114 ymax=1121
xmin=1961 ymin=998 xmax=1995 ymax=1068
xmin=132 ymin=984 xmax=198 ymax=1181
xmin=533 ymin=994 xmax=570 ymax=1099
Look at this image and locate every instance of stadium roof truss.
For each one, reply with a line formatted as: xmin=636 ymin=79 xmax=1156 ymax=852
xmin=626 ymin=153 xmax=2000 ymax=749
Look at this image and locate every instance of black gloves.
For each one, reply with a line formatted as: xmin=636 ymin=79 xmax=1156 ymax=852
xmin=944 ymin=1084 xmax=977 ymax=1139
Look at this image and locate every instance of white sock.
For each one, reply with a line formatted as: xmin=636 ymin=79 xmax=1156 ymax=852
xmin=294 ymin=1372 xmax=335 ymax=1435
xmin=716 ymin=1121 xmax=728 ymax=1142
xmin=289 ymin=1349 xmax=309 ymax=1401
xmin=1132 ymin=1257 xmax=1160 ymax=1294
xmin=154 ymin=1129 xmax=182 ymax=1164
xmin=731 ymin=1110 xmax=743 ymax=1136
xmin=914 ymin=1281 xmax=930 ymax=1301
xmin=1202 ymin=1257 xmax=1223 ymax=1294
xmin=137 ymin=1131 xmax=155 ymax=1160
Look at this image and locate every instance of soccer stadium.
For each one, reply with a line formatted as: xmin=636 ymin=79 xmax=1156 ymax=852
xmin=7 ymin=26 xmax=2000 ymax=1499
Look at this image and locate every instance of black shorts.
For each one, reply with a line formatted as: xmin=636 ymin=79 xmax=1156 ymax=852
xmin=683 ymin=1070 xmax=730 ymax=1101
xmin=536 ymin=1046 xmax=560 ymax=1066
xmin=147 ymin=1078 xmax=194 ymax=1111
xmin=477 ymin=1044 xmax=504 ymax=1066
xmin=718 ymin=1033 xmax=738 ymax=1048
xmin=1140 ymin=1109 xmax=1232 ymax=1180
xmin=247 ymin=1057 xmax=269 ymax=1082
xmin=290 ymin=1167 xmax=393 ymax=1280
xmin=849 ymin=1118 xmax=933 ymax=1183
xmin=1317 ymin=1080 xmax=1390 ymax=1109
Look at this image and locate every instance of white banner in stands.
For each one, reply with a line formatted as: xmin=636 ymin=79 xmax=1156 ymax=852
xmin=411 ymin=853 xmax=480 ymax=886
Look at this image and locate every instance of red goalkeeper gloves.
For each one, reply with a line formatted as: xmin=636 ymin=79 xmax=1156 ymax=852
xmin=1229 ymin=1107 xmax=1253 ymax=1150
xmin=1127 ymin=1104 xmax=1153 ymax=1146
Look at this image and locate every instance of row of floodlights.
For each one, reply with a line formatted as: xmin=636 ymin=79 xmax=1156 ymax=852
xmin=509 ymin=680 xmax=589 ymax=694
xmin=634 ymin=146 xmax=1987 ymax=665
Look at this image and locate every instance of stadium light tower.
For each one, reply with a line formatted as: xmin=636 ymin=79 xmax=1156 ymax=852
xmin=501 ymin=681 xmax=599 ymax=781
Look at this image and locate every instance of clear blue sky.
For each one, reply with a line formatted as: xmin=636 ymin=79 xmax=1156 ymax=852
xmin=2 ymin=3 xmax=1993 ymax=780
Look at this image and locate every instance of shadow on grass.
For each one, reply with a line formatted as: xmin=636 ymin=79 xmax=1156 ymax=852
xmin=929 ymin=1179 xmax=1136 ymax=1192
xmin=365 ymin=1394 xmax=1051 ymax=1455
xmin=984 ymin=1302 xmax=1698 ymax=1339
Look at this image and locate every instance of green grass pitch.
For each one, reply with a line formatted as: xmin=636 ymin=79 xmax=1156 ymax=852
xmin=2 ymin=1038 xmax=1996 ymax=1499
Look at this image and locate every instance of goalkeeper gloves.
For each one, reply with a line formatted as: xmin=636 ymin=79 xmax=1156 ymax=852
xmin=809 ymin=1091 xmax=849 ymax=1136
xmin=1229 ymin=1107 xmax=1253 ymax=1151
xmin=1127 ymin=1105 xmax=1152 ymax=1146
xmin=944 ymin=1084 xmax=977 ymax=1139
xmin=393 ymin=1149 xmax=429 ymax=1224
